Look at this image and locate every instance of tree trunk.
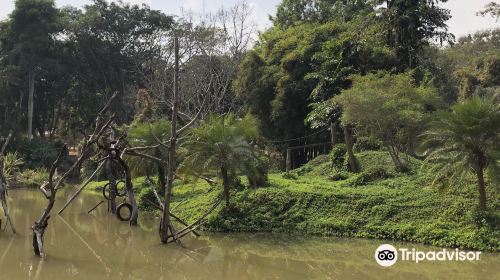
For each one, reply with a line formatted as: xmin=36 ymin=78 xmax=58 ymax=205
xmin=343 ymin=124 xmax=359 ymax=173
xmin=221 ymin=166 xmax=230 ymax=208
xmin=330 ymin=121 xmax=337 ymax=146
xmin=105 ymin=159 xmax=117 ymax=214
xmin=115 ymin=157 xmax=138 ymax=225
xmin=28 ymin=69 xmax=35 ymax=140
xmin=160 ymin=37 xmax=180 ymax=244
xmin=286 ymin=148 xmax=292 ymax=172
xmin=387 ymin=144 xmax=407 ymax=172
xmin=477 ymin=168 xmax=487 ymax=210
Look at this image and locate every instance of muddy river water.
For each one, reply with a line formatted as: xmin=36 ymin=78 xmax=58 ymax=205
xmin=0 ymin=189 xmax=498 ymax=280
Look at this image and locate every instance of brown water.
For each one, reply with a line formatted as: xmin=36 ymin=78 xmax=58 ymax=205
xmin=0 ymin=189 xmax=498 ymax=280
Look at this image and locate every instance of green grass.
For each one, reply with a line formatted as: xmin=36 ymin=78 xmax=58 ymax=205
xmin=85 ymin=150 xmax=500 ymax=251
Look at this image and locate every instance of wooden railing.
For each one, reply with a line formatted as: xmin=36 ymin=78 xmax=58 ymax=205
xmin=286 ymin=142 xmax=331 ymax=172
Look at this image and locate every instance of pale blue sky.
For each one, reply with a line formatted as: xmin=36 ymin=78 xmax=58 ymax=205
xmin=0 ymin=0 xmax=498 ymax=38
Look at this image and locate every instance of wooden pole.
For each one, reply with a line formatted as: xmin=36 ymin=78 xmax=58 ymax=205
xmin=286 ymin=148 xmax=292 ymax=172
xmin=160 ymin=36 xmax=180 ymax=243
xmin=58 ymin=161 xmax=105 ymax=215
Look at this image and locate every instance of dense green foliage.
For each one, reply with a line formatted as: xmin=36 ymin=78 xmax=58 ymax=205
xmin=234 ymin=20 xmax=392 ymax=142
xmin=179 ymin=114 xmax=267 ymax=206
xmin=421 ymin=96 xmax=500 ymax=210
xmin=335 ymin=71 xmax=441 ymax=170
xmin=125 ymin=120 xmax=171 ymax=177
xmin=1 ymin=0 xmax=499 ymax=251
xmin=87 ymin=150 xmax=500 ymax=251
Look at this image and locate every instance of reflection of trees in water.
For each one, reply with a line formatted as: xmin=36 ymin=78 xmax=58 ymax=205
xmin=3 ymin=190 xmax=500 ymax=280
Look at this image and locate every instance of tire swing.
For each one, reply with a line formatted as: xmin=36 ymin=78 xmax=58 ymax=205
xmin=116 ymin=202 xmax=133 ymax=221
xmin=102 ymin=180 xmax=127 ymax=200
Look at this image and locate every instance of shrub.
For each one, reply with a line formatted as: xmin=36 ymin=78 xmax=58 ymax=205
xmin=352 ymin=167 xmax=392 ymax=186
xmin=331 ymin=144 xmax=347 ymax=171
xmin=329 ymin=172 xmax=349 ymax=181
xmin=246 ymin=155 xmax=270 ymax=188
xmin=138 ymin=187 xmax=160 ymax=211
xmin=80 ymin=160 xmax=107 ymax=181
xmin=354 ymin=136 xmax=382 ymax=152
xmin=2 ymin=152 xmax=24 ymax=181
xmin=10 ymin=138 xmax=65 ymax=169
xmin=18 ymin=168 xmax=49 ymax=188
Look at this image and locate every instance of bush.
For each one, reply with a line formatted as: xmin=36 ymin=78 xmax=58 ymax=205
xmin=246 ymin=156 xmax=270 ymax=188
xmin=329 ymin=172 xmax=349 ymax=181
xmin=352 ymin=167 xmax=393 ymax=186
xmin=2 ymin=152 xmax=24 ymax=181
xmin=80 ymin=160 xmax=107 ymax=181
xmin=354 ymin=136 xmax=382 ymax=152
xmin=138 ymin=187 xmax=160 ymax=211
xmin=18 ymin=168 xmax=49 ymax=188
xmin=10 ymin=138 xmax=65 ymax=169
xmin=331 ymin=144 xmax=347 ymax=171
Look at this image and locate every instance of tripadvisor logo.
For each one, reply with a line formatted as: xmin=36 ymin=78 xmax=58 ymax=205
xmin=375 ymin=244 xmax=481 ymax=267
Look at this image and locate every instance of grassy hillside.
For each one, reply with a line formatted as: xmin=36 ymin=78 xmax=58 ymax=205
xmin=87 ymin=151 xmax=500 ymax=251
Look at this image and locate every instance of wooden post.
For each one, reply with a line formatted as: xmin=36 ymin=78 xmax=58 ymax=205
xmin=286 ymin=148 xmax=292 ymax=172
xmin=160 ymin=36 xmax=180 ymax=244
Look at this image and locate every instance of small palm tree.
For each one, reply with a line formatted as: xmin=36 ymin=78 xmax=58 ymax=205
xmin=2 ymin=152 xmax=24 ymax=182
xmin=179 ymin=113 xmax=266 ymax=207
xmin=126 ymin=120 xmax=171 ymax=178
xmin=420 ymin=96 xmax=500 ymax=210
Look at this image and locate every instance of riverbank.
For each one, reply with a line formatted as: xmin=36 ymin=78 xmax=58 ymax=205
xmin=86 ymin=151 xmax=500 ymax=251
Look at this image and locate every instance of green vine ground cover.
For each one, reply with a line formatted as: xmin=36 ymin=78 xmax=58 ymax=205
xmin=86 ymin=151 xmax=500 ymax=251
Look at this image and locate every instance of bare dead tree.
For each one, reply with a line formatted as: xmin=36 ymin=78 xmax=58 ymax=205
xmin=136 ymin=1 xmax=256 ymax=123
xmin=0 ymin=131 xmax=16 ymax=234
xmin=160 ymin=36 xmax=181 ymax=243
xmin=217 ymin=0 xmax=256 ymax=57
xmin=97 ymin=132 xmax=139 ymax=225
xmin=32 ymin=93 xmax=117 ymax=257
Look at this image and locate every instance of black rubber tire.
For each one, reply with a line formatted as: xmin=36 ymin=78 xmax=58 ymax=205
xmin=102 ymin=180 xmax=127 ymax=200
xmin=116 ymin=202 xmax=133 ymax=221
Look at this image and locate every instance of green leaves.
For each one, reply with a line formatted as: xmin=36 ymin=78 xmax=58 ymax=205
xmin=334 ymin=71 xmax=440 ymax=169
xmin=179 ymin=113 xmax=267 ymax=187
xmin=421 ymin=95 xmax=500 ymax=192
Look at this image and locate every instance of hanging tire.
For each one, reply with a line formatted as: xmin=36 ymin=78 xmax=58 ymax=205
xmin=116 ymin=202 xmax=133 ymax=221
xmin=102 ymin=180 xmax=127 ymax=200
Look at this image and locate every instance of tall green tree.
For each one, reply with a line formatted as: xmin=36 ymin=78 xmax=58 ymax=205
xmin=234 ymin=20 xmax=392 ymax=145
xmin=378 ymin=0 xmax=454 ymax=70
xmin=439 ymin=28 xmax=500 ymax=101
xmin=421 ymin=96 xmax=500 ymax=210
xmin=273 ymin=0 xmax=374 ymax=27
xmin=336 ymin=71 xmax=441 ymax=171
xmin=478 ymin=2 xmax=500 ymax=20
xmin=2 ymin=0 xmax=62 ymax=139
xmin=62 ymin=0 xmax=173 ymax=127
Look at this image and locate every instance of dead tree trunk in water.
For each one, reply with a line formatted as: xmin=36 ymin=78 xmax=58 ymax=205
xmin=160 ymin=37 xmax=180 ymax=244
xmin=0 ymin=131 xmax=16 ymax=234
xmin=32 ymin=93 xmax=117 ymax=257
xmin=105 ymin=159 xmax=118 ymax=214
xmin=32 ymin=146 xmax=67 ymax=256
xmin=114 ymin=154 xmax=138 ymax=225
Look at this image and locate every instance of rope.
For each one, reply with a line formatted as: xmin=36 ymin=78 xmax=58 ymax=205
xmin=269 ymin=127 xmax=330 ymax=144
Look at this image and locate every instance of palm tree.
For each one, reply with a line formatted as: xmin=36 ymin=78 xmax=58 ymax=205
xmin=179 ymin=113 xmax=266 ymax=207
xmin=126 ymin=120 xmax=171 ymax=179
xmin=420 ymin=96 xmax=500 ymax=210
